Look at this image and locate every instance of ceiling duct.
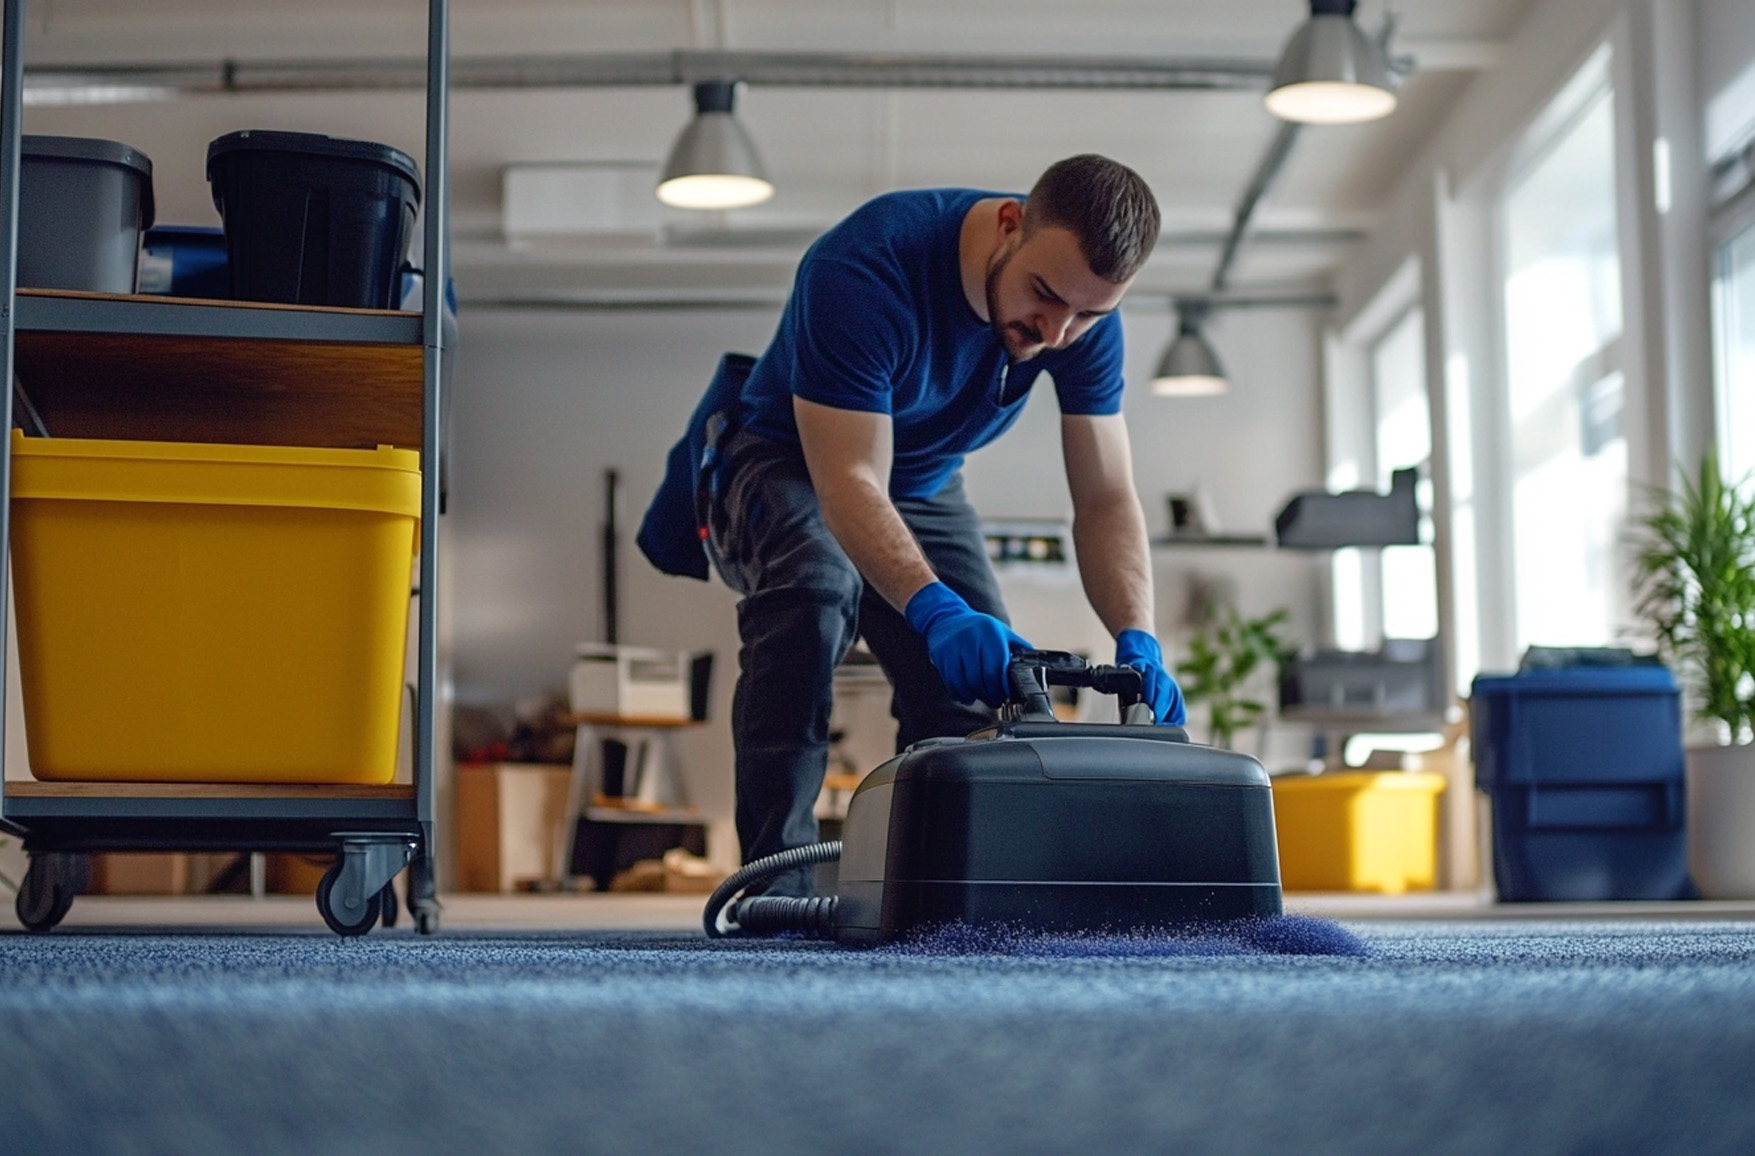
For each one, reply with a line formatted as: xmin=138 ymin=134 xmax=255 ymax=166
xmin=24 ymin=49 xmax=1280 ymax=101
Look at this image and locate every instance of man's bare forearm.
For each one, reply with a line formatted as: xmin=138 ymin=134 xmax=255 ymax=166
xmin=1062 ymin=413 xmax=1155 ymax=639
xmin=815 ymin=470 xmax=939 ymax=611
xmin=1072 ymin=496 xmax=1154 ymax=638
xmin=794 ymin=397 xmax=938 ymax=612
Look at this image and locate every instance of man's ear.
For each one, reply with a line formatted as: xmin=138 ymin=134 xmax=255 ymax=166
xmin=995 ymin=198 xmax=1025 ymax=238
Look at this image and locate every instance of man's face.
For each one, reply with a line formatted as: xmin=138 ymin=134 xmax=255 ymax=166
xmin=984 ymin=224 xmax=1133 ymax=363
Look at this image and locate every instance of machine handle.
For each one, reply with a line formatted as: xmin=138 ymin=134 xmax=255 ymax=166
xmin=1004 ymin=650 xmax=1150 ymax=723
xmin=1007 ymin=659 xmax=1059 ymax=723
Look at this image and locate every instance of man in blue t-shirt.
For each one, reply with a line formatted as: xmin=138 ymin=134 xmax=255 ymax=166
xmin=639 ymin=154 xmax=1185 ymax=896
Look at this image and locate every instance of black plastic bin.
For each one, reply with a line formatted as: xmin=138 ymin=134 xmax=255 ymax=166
xmin=206 ymin=130 xmax=421 ymax=309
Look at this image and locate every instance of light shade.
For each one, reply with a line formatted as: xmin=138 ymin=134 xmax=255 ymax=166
xmin=1264 ymin=3 xmax=1398 ymax=125
xmin=657 ymin=80 xmax=774 ymax=209
xmin=1151 ymin=313 xmax=1229 ymax=397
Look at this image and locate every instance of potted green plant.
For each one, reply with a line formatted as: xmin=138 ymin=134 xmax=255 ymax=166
xmin=1629 ymin=450 xmax=1755 ymax=897
xmin=1175 ymin=606 xmax=1292 ymax=749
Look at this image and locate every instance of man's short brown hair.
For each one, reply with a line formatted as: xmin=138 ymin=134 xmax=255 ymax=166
xmin=1023 ymin=154 xmax=1161 ymax=283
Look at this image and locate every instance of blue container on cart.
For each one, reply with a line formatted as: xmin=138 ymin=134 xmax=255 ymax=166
xmin=1471 ymin=665 xmax=1690 ymax=901
xmin=138 ymin=225 xmax=231 ymax=299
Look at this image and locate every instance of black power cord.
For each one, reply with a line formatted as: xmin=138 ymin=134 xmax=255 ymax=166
xmin=702 ymin=841 xmax=843 ymax=939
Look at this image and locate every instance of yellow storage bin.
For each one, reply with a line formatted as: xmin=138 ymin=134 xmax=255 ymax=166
xmin=9 ymin=431 xmax=420 ymax=784
xmin=1270 ymin=770 xmax=1445 ymax=893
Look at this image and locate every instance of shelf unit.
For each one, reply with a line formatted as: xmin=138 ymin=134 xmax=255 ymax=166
xmin=0 ymin=0 xmax=452 ymax=936
xmin=1149 ymin=534 xmax=1272 ymax=549
xmin=1149 ymin=513 xmax=1450 ymax=740
xmin=559 ymin=713 xmax=704 ymax=890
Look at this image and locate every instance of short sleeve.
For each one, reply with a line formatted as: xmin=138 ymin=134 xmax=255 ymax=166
xmin=789 ymin=256 xmax=915 ymax=414
xmin=1049 ymin=312 xmax=1126 ymax=416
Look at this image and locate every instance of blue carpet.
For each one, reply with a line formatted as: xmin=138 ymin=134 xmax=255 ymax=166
xmin=2 ymin=920 xmax=1754 ymax=1155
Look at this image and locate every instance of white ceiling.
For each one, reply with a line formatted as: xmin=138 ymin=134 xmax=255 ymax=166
xmin=17 ymin=0 xmax=1537 ymax=301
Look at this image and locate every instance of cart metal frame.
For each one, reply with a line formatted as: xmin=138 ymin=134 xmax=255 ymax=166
xmin=0 ymin=0 xmax=451 ymax=936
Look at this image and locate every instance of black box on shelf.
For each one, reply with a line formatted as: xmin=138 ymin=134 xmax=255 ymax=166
xmin=1275 ymin=467 xmax=1419 ymax=549
xmin=1279 ymin=637 xmax=1445 ymax=716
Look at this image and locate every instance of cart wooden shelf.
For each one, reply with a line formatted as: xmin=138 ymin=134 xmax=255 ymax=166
xmin=12 ymin=289 xmax=426 ymax=450
xmin=6 ymin=781 xmax=416 ymax=820
xmin=4 ymin=781 xmax=420 ymax=845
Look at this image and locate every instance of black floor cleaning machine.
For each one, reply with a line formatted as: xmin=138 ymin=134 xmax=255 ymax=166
xmin=704 ymin=649 xmax=1284 ymax=944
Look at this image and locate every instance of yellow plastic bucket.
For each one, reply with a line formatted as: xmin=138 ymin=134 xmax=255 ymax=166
xmin=1271 ymin=770 xmax=1446 ymax=893
xmin=9 ymin=431 xmax=420 ymax=784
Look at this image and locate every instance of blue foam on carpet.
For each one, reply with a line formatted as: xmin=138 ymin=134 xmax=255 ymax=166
xmin=879 ymin=914 xmax=1371 ymax=958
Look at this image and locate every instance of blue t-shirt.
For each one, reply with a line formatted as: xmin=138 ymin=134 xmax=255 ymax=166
xmin=737 ymin=188 xmax=1127 ymax=499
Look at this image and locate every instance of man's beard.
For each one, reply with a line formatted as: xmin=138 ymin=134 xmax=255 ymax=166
xmin=985 ymin=245 xmax=1043 ymax=362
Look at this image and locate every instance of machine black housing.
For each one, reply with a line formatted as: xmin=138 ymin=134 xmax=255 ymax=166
xmin=834 ymin=718 xmax=1283 ymax=945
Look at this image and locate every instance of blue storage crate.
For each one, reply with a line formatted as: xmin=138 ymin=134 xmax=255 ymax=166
xmin=139 ymin=225 xmax=229 ymax=299
xmin=1471 ymin=667 xmax=1690 ymax=901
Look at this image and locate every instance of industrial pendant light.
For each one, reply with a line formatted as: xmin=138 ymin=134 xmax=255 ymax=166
xmin=657 ymin=79 xmax=775 ymax=209
xmin=1264 ymin=0 xmax=1398 ymax=125
xmin=1152 ymin=305 xmax=1229 ymax=397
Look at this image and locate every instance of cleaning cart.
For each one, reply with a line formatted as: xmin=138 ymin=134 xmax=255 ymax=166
xmin=0 ymin=0 xmax=454 ymax=936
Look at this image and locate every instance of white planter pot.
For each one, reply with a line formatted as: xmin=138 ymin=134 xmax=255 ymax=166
xmin=1686 ymin=742 xmax=1755 ymax=899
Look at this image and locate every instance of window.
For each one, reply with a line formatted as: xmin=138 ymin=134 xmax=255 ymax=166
xmin=1371 ymin=307 xmax=1438 ymax=641
xmin=1498 ymin=59 xmax=1626 ymax=652
xmin=1716 ymin=219 xmax=1755 ymax=484
xmin=1325 ymin=262 xmax=1432 ymax=657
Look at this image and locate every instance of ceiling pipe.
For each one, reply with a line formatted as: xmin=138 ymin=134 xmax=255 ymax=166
xmin=24 ymin=49 xmax=1283 ymax=99
xmin=1168 ymin=291 xmax=1338 ymax=311
xmin=451 ymin=287 xmax=1340 ymax=311
xmin=653 ymin=223 xmax=1367 ymax=250
xmin=1210 ymin=120 xmax=1303 ymax=294
xmin=1153 ymin=119 xmax=1325 ymax=399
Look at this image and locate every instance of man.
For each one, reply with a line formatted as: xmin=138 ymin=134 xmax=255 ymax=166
xmin=639 ymin=153 xmax=1185 ymax=896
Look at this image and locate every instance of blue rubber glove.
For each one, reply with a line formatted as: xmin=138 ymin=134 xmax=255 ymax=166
xmin=905 ymin=582 xmax=1033 ymax=708
xmin=1116 ymin=628 xmax=1186 ymax=726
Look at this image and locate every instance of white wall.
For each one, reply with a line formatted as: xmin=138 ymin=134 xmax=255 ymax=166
xmin=449 ymin=307 xmax=764 ymax=853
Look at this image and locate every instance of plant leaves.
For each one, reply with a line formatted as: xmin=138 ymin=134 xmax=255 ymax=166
xmin=1628 ymin=451 xmax=1755 ymax=738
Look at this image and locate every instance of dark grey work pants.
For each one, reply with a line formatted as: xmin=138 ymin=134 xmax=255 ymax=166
xmin=703 ymin=430 xmax=1010 ymax=896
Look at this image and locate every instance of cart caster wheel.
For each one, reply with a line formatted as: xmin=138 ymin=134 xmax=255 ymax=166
xmin=405 ymin=852 xmax=441 ymax=936
xmin=316 ymin=860 xmax=381 ymax=937
xmin=15 ymin=852 xmax=87 ymax=933
xmin=379 ymin=880 xmax=400 ymax=929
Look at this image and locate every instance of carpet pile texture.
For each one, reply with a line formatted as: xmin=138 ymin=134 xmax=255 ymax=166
xmin=2 ymin=920 xmax=1752 ymax=1154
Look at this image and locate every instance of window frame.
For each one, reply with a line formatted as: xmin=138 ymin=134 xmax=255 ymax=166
xmin=1710 ymin=181 xmax=1755 ymax=482
xmin=1487 ymin=46 xmax=1633 ymax=654
xmin=1368 ymin=303 xmax=1438 ymax=644
xmin=1324 ymin=261 xmax=1424 ymax=655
